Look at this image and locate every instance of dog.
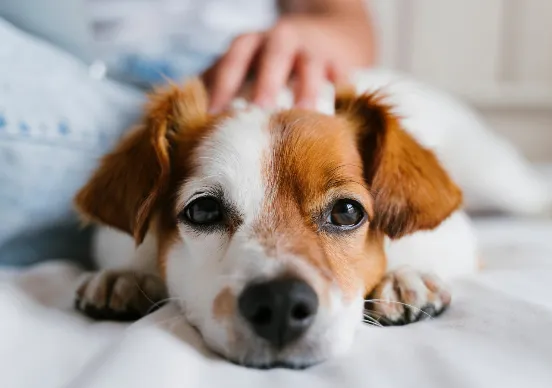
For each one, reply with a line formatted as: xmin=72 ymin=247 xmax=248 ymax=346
xmin=73 ymin=73 xmax=478 ymax=369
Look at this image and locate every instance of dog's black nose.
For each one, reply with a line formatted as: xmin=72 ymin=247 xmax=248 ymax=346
xmin=238 ymin=278 xmax=319 ymax=348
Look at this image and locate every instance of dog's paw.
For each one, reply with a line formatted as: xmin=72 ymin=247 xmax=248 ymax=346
xmin=364 ymin=267 xmax=451 ymax=326
xmin=75 ymin=270 xmax=168 ymax=321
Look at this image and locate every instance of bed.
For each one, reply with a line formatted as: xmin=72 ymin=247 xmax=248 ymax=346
xmin=1 ymin=210 xmax=552 ymax=388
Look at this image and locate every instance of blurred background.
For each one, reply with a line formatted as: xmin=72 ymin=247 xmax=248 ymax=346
xmin=0 ymin=0 xmax=550 ymax=162
xmin=371 ymin=0 xmax=552 ymax=163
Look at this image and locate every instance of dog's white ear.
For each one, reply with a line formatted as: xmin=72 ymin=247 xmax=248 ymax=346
xmin=75 ymin=79 xmax=209 ymax=244
xmin=335 ymin=89 xmax=463 ymax=239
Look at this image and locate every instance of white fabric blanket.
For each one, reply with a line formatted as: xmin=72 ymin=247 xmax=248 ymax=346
xmin=1 ymin=217 xmax=552 ymax=388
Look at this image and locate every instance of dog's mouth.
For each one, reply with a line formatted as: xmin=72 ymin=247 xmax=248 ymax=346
xmin=230 ymin=359 xmax=316 ymax=370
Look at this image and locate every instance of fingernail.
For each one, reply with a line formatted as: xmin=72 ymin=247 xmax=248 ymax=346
xmin=255 ymin=94 xmax=272 ymax=108
xmin=296 ymin=99 xmax=314 ymax=109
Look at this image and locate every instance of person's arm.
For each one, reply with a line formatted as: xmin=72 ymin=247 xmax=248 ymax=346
xmin=278 ymin=0 xmax=370 ymax=17
xmin=206 ymin=0 xmax=376 ymax=112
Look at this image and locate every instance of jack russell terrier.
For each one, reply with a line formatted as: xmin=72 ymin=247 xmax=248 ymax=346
xmin=73 ymin=72 xmax=478 ymax=369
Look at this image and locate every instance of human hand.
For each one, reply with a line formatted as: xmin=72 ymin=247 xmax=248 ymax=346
xmin=203 ymin=14 xmax=374 ymax=113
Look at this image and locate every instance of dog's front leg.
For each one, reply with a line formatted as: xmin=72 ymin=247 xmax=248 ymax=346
xmin=75 ymin=270 xmax=168 ymax=321
xmin=364 ymin=267 xmax=451 ymax=326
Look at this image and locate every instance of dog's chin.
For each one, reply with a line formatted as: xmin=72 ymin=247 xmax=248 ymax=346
xmin=202 ymin=335 xmax=328 ymax=370
xmin=222 ymin=349 xmax=325 ymax=370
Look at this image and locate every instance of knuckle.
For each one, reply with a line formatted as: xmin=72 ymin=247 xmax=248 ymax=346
xmin=212 ymin=61 xmax=234 ymax=86
xmin=271 ymin=20 xmax=295 ymax=41
xmin=260 ymin=77 xmax=281 ymax=95
xmin=298 ymin=49 xmax=316 ymax=63
xmin=229 ymin=33 xmax=257 ymax=53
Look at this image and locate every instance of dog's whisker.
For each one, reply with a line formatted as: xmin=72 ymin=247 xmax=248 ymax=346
xmin=363 ymin=307 xmax=384 ymax=314
xmin=362 ymin=314 xmax=383 ymax=327
xmin=132 ymin=315 xmax=185 ymax=331
xmin=362 ymin=319 xmax=382 ymax=328
xmin=130 ymin=273 xmax=157 ymax=307
xmin=146 ymin=297 xmax=185 ymax=315
xmin=363 ymin=309 xmax=386 ymax=319
xmin=365 ymin=298 xmax=435 ymax=319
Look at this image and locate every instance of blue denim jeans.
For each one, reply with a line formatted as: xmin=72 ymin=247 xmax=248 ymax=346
xmin=0 ymin=17 xmax=221 ymax=267
xmin=0 ymin=106 xmax=137 ymax=268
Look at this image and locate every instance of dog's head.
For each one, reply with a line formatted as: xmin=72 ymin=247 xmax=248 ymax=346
xmin=75 ymin=79 xmax=461 ymax=368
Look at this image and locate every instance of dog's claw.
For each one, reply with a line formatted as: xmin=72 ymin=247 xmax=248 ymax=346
xmin=364 ymin=267 xmax=451 ymax=326
xmin=75 ymin=270 xmax=168 ymax=321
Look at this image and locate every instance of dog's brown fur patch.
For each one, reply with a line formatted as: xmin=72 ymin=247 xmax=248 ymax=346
xmin=335 ymin=91 xmax=463 ymax=238
xmin=213 ymin=287 xmax=236 ymax=320
xmin=74 ymin=79 xmax=211 ymax=244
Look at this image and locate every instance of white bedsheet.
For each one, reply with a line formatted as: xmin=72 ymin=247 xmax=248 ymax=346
xmin=1 ymin=217 xmax=552 ymax=388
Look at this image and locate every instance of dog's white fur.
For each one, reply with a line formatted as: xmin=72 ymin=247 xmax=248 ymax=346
xmin=86 ymin=68 xmax=552 ymax=367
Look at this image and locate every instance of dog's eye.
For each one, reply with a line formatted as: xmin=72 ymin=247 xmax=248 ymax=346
xmin=329 ymin=199 xmax=364 ymax=227
xmin=184 ymin=197 xmax=223 ymax=225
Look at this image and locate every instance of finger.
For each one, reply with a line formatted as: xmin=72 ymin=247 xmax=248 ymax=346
xmin=326 ymin=61 xmax=349 ymax=85
xmin=208 ymin=33 xmax=263 ymax=113
xmin=201 ymin=62 xmax=217 ymax=89
xmin=253 ymin=23 xmax=298 ymax=107
xmin=293 ymin=52 xmax=325 ymax=110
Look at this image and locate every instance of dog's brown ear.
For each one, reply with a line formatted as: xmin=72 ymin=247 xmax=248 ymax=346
xmin=75 ymin=78 xmax=209 ymax=244
xmin=335 ymin=90 xmax=462 ymax=239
